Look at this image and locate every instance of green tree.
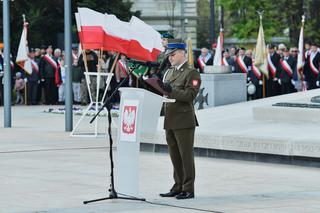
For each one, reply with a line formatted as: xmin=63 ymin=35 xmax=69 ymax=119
xmin=219 ymin=0 xmax=320 ymax=46
xmin=0 ymin=0 xmax=140 ymax=55
xmin=220 ymin=0 xmax=285 ymax=42
xmin=197 ymin=0 xmax=211 ymax=48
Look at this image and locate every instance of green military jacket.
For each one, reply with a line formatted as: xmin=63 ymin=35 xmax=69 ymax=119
xmin=163 ymin=61 xmax=201 ymax=130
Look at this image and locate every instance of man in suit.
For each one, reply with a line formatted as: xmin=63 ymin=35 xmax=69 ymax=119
xmin=157 ymin=43 xmax=201 ymax=200
xmin=246 ymin=49 xmax=262 ymax=100
xmin=304 ymin=43 xmax=320 ymax=90
xmin=39 ymin=45 xmax=60 ymax=105
xmin=195 ymin=47 xmax=213 ymax=73
xmin=234 ymin=47 xmax=252 ymax=75
xmin=266 ymin=44 xmax=281 ymax=97
xmin=222 ymin=49 xmax=235 ymax=72
xmin=279 ymin=48 xmax=295 ymax=94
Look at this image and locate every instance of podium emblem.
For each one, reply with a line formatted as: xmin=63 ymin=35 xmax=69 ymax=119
xmin=122 ymin=106 xmax=137 ymax=134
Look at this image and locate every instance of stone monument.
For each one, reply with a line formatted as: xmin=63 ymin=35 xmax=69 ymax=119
xmin=194 ymin=65 xmax=247 ymax=110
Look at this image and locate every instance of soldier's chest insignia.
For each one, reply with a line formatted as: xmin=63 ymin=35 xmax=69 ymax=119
xmin=192 ymin=79 xmax=199 ymax=87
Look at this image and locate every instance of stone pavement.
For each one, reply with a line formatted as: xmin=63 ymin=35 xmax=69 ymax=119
xmin=1 ymin=105 xmax=320 ymax=213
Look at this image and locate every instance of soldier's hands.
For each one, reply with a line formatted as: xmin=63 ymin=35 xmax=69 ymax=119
xmin=316 ymin=81 xmax=320 ymax=87
xmin=278 ymin=79 xmax=281 ymax=85
xmin=291 ymin=79 xmax=295 ymax=86
xmin=157 ymin=79 xmax=172 ymax=93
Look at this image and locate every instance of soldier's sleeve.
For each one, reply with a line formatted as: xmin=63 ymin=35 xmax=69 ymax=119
xmin=169 ymin=70 xmax=201 ymax=102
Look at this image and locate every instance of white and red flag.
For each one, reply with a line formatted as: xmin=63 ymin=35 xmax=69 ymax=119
xmin=213 ymin=29 xmax=224 ymax=66
xmin=297 ymin=15 xmax=307 ymax=91
xmin=76 ymin=8 xmax=163 ymax=62
xmin=16 ymin=19 xmax=32 ymax=75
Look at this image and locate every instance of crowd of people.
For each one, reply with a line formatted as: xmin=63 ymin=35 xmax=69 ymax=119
xmin=0 ymin=46 xmax=136 ymax=106
xmin=0 ymin=35 xmax=319 ymax=105
xmin=195 ymin=41 xmax=320 ymax=100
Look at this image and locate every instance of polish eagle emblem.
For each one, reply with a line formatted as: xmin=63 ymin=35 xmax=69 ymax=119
xmin=122 ymin=106 xmax=137 ymax=134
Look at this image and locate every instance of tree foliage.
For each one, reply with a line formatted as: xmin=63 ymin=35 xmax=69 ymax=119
xmin=220 ymin=0 xmax=320 ymax=45
xmin=0 ymin=0 xmax=140 ymax=55
xmin=196 ymin=0 xmax=211 ymax=48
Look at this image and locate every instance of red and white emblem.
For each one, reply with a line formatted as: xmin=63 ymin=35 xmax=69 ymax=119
xmin=192 ymin=79 xmax=199 ymax=87
xmin=122 ymin=106 xmax=137 ymax=134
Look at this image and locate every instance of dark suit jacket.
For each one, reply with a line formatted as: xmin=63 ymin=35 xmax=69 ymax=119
xmin=234 ymin=56 xmax=252 ymax=74
xmin=268 ymin=52 xmax=281 ymax=79
xmin=304 ymin=51 xmax=320 ymax=82
xmin=279 ymin=56 xmax=295 ymax=83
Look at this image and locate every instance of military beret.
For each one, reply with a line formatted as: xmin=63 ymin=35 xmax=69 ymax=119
xmin=29 ymin=48 xmax=35 ymax=53
xmin=165 ymin=43 xmax=186 ymax=55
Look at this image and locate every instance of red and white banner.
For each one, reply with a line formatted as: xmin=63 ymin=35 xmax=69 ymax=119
xmin=43 ymin=54 xmax=61 ymax=85
xmin=31 ymin=60 xmax=39 ymax=74
xmin=252 ymin=65 xmax=262 ymax=79
xmin=118 ymin=60 xmax=128 ymax=76
xmin=267 ymin=54 xmax=277 ymax=78
xmin=309 ymin=52 xmax=320 ymax=75
xmin=120 ymin=100 xmax=139 ymax=142
xmin=222 ymin=57 xmax=229 ymax=66
xmin=236 ymin=57 xmax=248 ymax=73
xmin=280 ymin=59 xmax=293 ymax=77
xmin=76 ymin=7 xmax=163 ymax=62
xmin=197 ymin=58 xmax=206 ymax=70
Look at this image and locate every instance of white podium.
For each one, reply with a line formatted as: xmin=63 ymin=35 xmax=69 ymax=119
xmin=115 ymin=88 xmax=174 ymax=197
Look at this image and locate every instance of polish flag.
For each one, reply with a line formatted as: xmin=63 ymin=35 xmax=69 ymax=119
xmin=127 ymin=16 xmax=163 ymax=61
xmin=75 ymin=8 xmax=106 ymax=50
xmin=76 ymin=7 xmax=163 ymax=62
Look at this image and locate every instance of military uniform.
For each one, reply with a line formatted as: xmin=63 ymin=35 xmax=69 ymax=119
xmin=78 ymin=51 xmax=98 ymax=104
xmin=163 ymin=61 xmax=201 ymax=194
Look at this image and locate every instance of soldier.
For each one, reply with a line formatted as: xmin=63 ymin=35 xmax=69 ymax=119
xmin=266 ymin=44 xmax=281 ymax=97
xmin=279 ymin=48 xmax=295 ymax=94
xmin=304 ymin=43 xmax=320 ymax=90
xmin=154 ymin=33 xmax=174 ymax=79
xmin=78 ymin=49 xmax=98 ymax=105
xmin=158 ymin=43 xmax=201 ymax=200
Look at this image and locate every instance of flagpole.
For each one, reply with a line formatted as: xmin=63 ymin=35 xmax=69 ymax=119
xmin=257 ymin=11 xmax=266 ymax=98
xmin=110 ymin=52 xmax=120 ymax=74
xmin=22 ymin=14 xmax=28 ymax=105
xmin=300 ymin=15 xmax=306 ymax=91
xmin=3 ymin=0 xmax=11 ymax=127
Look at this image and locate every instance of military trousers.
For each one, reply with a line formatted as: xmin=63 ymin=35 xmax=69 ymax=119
xmin=165 ymin=127 xmax=195 ymax=193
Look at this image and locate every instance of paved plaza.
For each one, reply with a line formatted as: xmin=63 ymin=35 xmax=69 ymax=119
xmin=1 ymin=105 xmax=320 ymax=213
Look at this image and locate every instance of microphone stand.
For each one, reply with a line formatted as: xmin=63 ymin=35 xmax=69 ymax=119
xmin=83 ymin=63 xmax=145 ymax=204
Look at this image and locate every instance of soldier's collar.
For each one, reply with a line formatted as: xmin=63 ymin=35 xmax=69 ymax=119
xmin=176 ymin=60 xmax=188 ymax=71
